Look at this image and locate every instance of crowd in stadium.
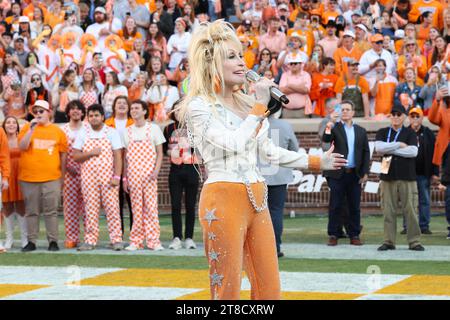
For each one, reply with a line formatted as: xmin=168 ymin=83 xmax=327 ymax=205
xmin=0 ymin=0 xmax=448 ymax=255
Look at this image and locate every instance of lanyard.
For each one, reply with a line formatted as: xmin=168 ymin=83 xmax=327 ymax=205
xmin=387 ymin=127 xmax=402 ymax=143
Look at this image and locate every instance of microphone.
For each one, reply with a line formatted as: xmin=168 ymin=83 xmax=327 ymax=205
xmin=245 ymin=70 xmax=290 ymax=104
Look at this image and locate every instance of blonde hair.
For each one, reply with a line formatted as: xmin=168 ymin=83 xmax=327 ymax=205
xmin=177 ymin=19 xmax=254 ymax=124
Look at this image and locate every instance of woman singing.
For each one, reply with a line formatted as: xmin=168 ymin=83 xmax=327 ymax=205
xmin=178 ymin=20 xmax=346 ymax=300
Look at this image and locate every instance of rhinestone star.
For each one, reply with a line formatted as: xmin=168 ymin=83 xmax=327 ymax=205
xmin=209 ymin=249 xmax=220 ymax=262
xmin=204 ymin=208 xmax=218 ymax=227
xmin=208 ymin=232 xmax=217 ymax=241
xmin=210 ymin=272 xmax=224 ymax=287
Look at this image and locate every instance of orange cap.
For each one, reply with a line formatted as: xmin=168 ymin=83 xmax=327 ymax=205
xmin=409 ymin=107 xmax=423 ymax=116
xmin=370 ymin=34 xmax=384 ymax=43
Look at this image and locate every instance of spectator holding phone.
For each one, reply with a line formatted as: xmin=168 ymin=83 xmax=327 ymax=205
xmin=369 ymin=59 xmax=398 ymax=117
xmin=277 ymin=32 xmax=308 ymax=72
xmin=397 ymin=39 xmax=427 ymax=85
xmin=419 ymin=66 xmax=446 ymax=116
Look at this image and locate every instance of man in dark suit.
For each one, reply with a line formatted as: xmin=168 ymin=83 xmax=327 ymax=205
xmin=322 ymin=100 xmax=370 ymax=246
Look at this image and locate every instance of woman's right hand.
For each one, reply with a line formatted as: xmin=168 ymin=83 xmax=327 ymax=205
xmin=254 ymin=77 xmax=275 ymax=107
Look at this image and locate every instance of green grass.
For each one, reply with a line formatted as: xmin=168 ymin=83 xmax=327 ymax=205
xmin=1 ymin=213 xmax=449 ymax=275
xmin=2 ymin=213 xmax=449 ymax=245
xmin=1 ymin=253 xmax=450 ymax=275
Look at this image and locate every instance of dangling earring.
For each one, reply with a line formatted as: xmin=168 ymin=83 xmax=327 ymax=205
xmin=214 ymin=76 xmax=222 ymax=94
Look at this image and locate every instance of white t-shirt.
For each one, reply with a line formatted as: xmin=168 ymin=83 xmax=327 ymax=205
xmin=123 ymin=122 xmax=166 ymax=148
xmin=146 ymin=85 xmax=180 ymax=112
xmin=73 ymin=125 xmax=123 ymax=151
xmin=85 ymin=19 xmax=123 ymax=49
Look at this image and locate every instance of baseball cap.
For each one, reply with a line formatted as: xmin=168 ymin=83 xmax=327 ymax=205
xmin=347 ymin=58 xmax=359 ymax=66
xmin=391 ymin=105 xmax=407 ymax=115
xmin=32 ymin=100 xmax=50 ymax=111
xmin=286 ymin=53 xmax=305 ymax=64
xmin=408 ymin=107 xmax=423 ymax=116
xmin=343 ymin=30 xmax=355 ymax=38
xmin=94 ymin=7 xmax=106 ymax=14
xmin=19 ymin=16 xmax=30 ymax=23
xmin=355 ymin=24 xmax=368 ymax=33
xmin=370 ymin=34 xmax=384 ymax=43
xmin=289 ymin=31 xmax=302 ymax=39
xmin=278 ymin=3 xmax=289 ymax=10
xmin=325 ymin=20 xmax=336 ymax=28
xmin=352 ymin=10 xmax=363 ymax=16
xmin=394 ymin=29 xmax=405 ymax=39
xmin=14 ymin=36 xmax=25 ymax=42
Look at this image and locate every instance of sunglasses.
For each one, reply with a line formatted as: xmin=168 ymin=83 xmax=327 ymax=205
xmin=289 ymin=62 xmax=300 ymax=66
xmin=33 ymin=109 xmax=46 ymax=114
xmin=375 ymin=41 xmax=383 ymax=45
xmin=409 ymin=114 xmax=420 ymax=119
xmin=391 ymin=112 xmax=403 ymax=117
xmin=31 ymin=77 xmax=41 ymax=82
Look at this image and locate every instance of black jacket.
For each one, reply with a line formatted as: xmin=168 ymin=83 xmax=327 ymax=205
xmin=411 ymin=125 xmax=439 ymax=178
xmin=322 ymin=122 xmax=370 ymax=179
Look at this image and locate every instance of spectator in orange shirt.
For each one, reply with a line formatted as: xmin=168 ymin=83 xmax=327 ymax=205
xmin=287 ymin=12 xmax=315 ymax=56
xmin=333 ymin=30 xmax=363 ymax=75
xmin=354 ymin=23 xmax=372 ymax=53
xmin=18 ymin=100 xmax=68 ymax=252
xmin=128 ymin=71 xmax=149 ymax=101
xmin=118 ymin=16 xmax=143 ymax=53
xmin=321 ymin=0 xmax=340 ymax=25
xmin=409 ymin=0 xmax=443 ymax=30
xmin=44 ymin=0 xmax=65 ymax=28
xmin=239 ymin=35 xmax=256 ymax=70
xmin=398 ymin=39 xmax=428 ymax=85
xmin=369 ymin=58 xmax=398 ymax=116
xmin=23 ymin=0 xmax=48 ymax=21
xmin=416 ymin=11 xmax=433 ymax=49
xmin=311 ymin=57 xmax=338 ymax=117
xmin=335 ymin=59 xmax=371 ymax=118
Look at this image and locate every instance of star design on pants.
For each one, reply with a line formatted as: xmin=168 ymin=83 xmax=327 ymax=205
xmin=209 ymin=249 xmax=220 ymax=262
xmin=208 ymin=232 xmax=217 ymax=241
xmin=204 ymin=208 xmax=218 ymax=227
xmin=210 ymin=271 xmax=224 ymax=287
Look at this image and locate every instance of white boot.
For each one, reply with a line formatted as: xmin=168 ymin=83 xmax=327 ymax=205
xmin=17 ymin=215 xmax=28 ymax=248
xmin=4 ymin=214 xmax=15 ymax=249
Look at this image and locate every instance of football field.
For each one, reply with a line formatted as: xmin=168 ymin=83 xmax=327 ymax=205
xmin=1 ymin=214 xmax=449 ymax=300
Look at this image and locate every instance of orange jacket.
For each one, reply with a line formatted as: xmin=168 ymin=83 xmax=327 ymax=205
xmin=0 ymin=128 xmax=10 ymax=179
xmin=104 ymin=117 xmax=134 ymax=128
xmin=428 ymin=100 xmax=450 ymax=166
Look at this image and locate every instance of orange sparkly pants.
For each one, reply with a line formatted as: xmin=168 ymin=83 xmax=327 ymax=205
xmin=198 ymin=181 xmax=281 ymax=300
